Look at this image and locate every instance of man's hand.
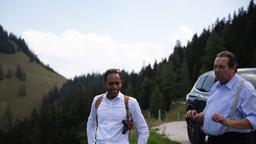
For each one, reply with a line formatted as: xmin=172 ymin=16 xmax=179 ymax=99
xmin=185 ymin=110 xmax=198 ymax=120
xmin=185 ymin=110 xmax=204 ymax=125
xmin=122 ymin=119 xmax=133 ymax=130
xmin=211 ymin=113 xmax=229 ymax=126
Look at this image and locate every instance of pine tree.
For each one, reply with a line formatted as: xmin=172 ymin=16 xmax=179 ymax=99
xmin=176 ymin=60 xmax=191 ymax=97
xmin=0 ymin=129 xmax=6 ymax=144
xmin=200 ymin=32 xmax=226 ymax=72
xmin=150 ymin=86 xmax=164 ymax=119
xmin=125 ymin=83 xmax=135 ymax=96
xmin=29 ymin=109 xmax=42 ymax=143
xmin=18 ymin=84 xmax=26 ymax=97
xmin=158 ymin=61 xmax=176 ymax=111
xmin=0 ymin=63 xmax=4 ymax=80
xmin=2 ymin=106 xmax=12 ymax=132
xmin=139 ymin=77 xmax=153 ymax=109
xmin=15 ymin=64 xmax=26 ymax=81
xmin=6 ymin=68 xmax=12 ymax=79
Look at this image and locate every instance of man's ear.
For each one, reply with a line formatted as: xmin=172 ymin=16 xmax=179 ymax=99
xmin=231 ymin=64 xmax=237 ymax=72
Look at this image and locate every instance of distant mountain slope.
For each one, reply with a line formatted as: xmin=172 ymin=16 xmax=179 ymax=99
xmin=0 ymin=29 xmax=66 ymax=131
xmin=0 ymin=25 xmax=55 ymax=73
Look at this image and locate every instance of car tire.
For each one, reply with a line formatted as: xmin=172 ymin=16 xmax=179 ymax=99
xmin=186 ymin=118 xmax=206 ymax=144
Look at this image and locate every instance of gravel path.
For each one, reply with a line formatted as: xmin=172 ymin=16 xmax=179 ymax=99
xmin=153 ymin=121 xmax=190 ymax=144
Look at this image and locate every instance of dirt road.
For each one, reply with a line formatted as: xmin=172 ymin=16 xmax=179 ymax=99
xmin=154 ymin=121 xmax=190 ymax=144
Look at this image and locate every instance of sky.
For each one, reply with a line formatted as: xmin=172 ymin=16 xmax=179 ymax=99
xmin=0 ymin=0 xmax=252 ymax=79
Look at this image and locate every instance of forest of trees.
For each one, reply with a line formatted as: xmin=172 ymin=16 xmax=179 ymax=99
xmin=0 ymin=63 xmax=4 ymax=80
xmin=0 ymin=26 xmax=55 ymax=73
xmin=0 ymin=1 xmax=256 ymax=143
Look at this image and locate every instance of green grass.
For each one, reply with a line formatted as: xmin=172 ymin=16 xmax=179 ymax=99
xmin=0 ymin=52 xmax=66 ymax=129
xmin=128 ymin=101 xmax=186 ymax=143
xmin=164 ymin=101 xmax=186 ymax=122
xmin=129 ymin=129 xmax=178 ymax=144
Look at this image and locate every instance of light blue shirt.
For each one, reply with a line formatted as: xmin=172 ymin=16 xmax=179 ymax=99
xmin=203 ymin=73 xmax=256 ymax=135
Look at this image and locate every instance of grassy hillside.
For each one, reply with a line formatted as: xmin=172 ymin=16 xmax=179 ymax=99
xmin=0 ymin=52 xmax=66 ymax=130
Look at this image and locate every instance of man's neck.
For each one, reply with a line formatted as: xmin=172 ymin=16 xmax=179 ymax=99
xmin=107 ymin=94 xmax=117 ymax=100
xmin=220 ymin=73 xmax=236 ymax=85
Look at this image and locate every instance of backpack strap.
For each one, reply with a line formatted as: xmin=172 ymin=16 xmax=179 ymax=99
xmin=124 ymin=95 xmax=129 ymax=119
xmin=95 ymin=95 xmax=104 ymax=127
xmin=95 ymin=95 xmax=129 ymax=120
xmin=95 ymin=95 xmax=104 ymax=110
xmin=95 ymin=95 xmax=132 ymax=130
xmin=96 ymin=95 xmax=129 ymax=109
xmin=124 ymin=95 xmax=133 ymax=133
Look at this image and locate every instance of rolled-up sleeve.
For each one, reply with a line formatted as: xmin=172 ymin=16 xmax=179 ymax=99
xmin=242 ymin=89 xmax=256 ymax=129
xmin=86 ymin=96 xmax=97 ymax=144
xmin=130 ymin=98 xmax=149 ymax=144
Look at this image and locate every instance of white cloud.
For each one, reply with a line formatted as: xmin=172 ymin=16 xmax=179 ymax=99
xmin=170 ymin=25 xmax=194 ymax=46
xmin=22 ymin=30 xmax=167 ymax=78
xmin=120 ymin=22 xmax=129 ymax=27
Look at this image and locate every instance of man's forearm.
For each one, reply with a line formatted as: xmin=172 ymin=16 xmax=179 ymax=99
xmin=194 ymin=112 xmax=204 ymax=125
xmin=136 ymin=120 xmax=149 ymax=144
xmin=87 ymin=125 xmax=95 ymax=144
xmin=137 ymin=133 xmax=149 ymax=144
xmin=225 ymin=118 xmax=252 ymax=129
xmin=87 ymin=116 xmax=96 ymax=144
xmin=212 ymin=113 xmax=253 ymax=129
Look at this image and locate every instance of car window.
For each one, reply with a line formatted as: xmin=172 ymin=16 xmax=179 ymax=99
xmin=195 ymin=74 xmax=215 ymax=92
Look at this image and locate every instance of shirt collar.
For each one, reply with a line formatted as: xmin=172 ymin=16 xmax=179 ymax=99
xmin=217 ymin=73 xmax=239 ymax=89
xmin=217 ymin=73 xmax=239 ymax=90
xmin=104 ymin=91 xmax=124 ymax=100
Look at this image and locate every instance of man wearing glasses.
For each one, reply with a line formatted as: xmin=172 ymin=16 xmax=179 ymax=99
xmin=86 ymin=69 xmax=149 ymax=144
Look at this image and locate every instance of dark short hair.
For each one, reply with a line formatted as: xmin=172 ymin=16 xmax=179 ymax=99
xmin=104 ymin=69 xmax=121 ymax=81
xmin=216 ymin=50 xmax=238 ymax=68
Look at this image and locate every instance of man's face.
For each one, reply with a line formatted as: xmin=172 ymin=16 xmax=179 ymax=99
xmin=104 ymin=73 xmax=122 ymax=98
xmin=214 ymin=57 xmax=236 ymax=84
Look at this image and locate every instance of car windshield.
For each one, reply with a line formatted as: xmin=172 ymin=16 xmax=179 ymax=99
xmin=195 ymin=73 xmax=215 ymax=92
